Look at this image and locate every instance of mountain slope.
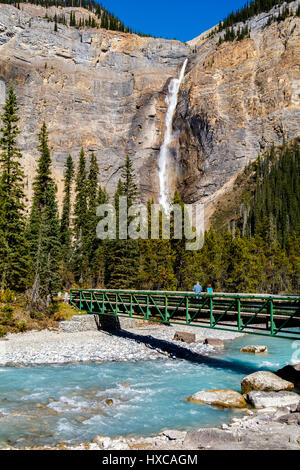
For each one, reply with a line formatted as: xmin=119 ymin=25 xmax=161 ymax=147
xmin=0 ymin=2 xmax=299 ymax=224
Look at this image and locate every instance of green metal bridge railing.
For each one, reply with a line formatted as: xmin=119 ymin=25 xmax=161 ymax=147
xmin=69 ymin=289 xmax=300 ymax=340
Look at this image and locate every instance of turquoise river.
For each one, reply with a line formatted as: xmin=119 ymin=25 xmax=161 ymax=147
xmin=0 ymin=331 xmax=299 ymax=448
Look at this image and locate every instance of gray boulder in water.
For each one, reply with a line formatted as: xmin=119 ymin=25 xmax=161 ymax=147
xmin=241 ymin=371 xmax=294 ymax=394
xmin=247 ymin=391 xmax=300 ymax=410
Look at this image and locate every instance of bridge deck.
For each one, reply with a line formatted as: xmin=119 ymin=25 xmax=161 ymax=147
xmin=70 ymin=289 xmax=300 ymax=340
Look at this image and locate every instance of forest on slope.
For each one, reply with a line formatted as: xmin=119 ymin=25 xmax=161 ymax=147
xmin=0 ymin=0 xmax=153 ymax=36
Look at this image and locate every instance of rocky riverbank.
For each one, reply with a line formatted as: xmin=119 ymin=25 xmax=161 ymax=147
xmin=0 ymin=323 xmax=241 ymax=366
xmin=4 ymin=403 xmax=300 ymax=451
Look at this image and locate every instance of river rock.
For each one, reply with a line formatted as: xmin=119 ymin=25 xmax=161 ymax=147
xmin=275 ymin=363 xmax=300 ymax=387
xmin=276 ymin=413 xmax=300 ymax=425
xmin=105 ymin=399 xmax=114 ymax=406
xmin=204 ymin=338 xmax=224 ymax=349
xmin=240 ymin=345 xmax=268 ymax=354
xmin=246 ymin=391 xmax=300 ymax=410
xmin=184 ymin=428 xmax=238 ymax=449
xmin=121 ymin=382 xmax=131 ymax=388
xmin=186 ymin=389 xmax=247 ymax=408
xmin=173 ymin=332 xmax=196 ymax=344
xmin=241 ymin=371 xmax=294 ymax=394
xmin=162 ymin=430 xmax=187 ymax=441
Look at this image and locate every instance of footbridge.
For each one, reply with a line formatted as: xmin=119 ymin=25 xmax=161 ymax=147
xmin=70 ymin=289 xmax=300 ymax=340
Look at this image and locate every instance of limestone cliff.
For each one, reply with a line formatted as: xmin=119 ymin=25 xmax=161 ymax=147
xmin=0 ymin=3 xmax=299 ymax=223
xmin=175 ymin=9 xmax=300 ymax=222
xmin=0 ymin=4 xmax=189 ymax=204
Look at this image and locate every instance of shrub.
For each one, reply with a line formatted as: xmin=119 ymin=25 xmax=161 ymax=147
xmin=0 ymin=305 xmax=14 ymax=326
xmin=53 ymin=303 xmax=75 ymax=321
xmin=0 ymin=289 xmax=15 ymax=304
xmin=16 ymin=321 xmax=27 ymax=332
xmin=0 ymin=325 xmax=7 ymax=337
xmin=45 ymin=302 xmax=59 ymax=318
xmin=30 ymin=310 xmax=43 ymax=320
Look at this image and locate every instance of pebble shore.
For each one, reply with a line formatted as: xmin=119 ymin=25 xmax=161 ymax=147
xmin=0 ymin=324 xmax=242 ymax=366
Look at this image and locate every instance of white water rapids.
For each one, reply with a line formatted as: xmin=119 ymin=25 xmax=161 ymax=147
xmin=158 ymin=59 xmax=188 ymax=213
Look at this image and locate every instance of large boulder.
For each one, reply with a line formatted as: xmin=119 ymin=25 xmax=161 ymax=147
xmin=247 ymin=391 xmax=300 ymax=410
xmin=241 ymin=371 xmax=294 ymax=394
xmin=276 ymin=413 xmax=300 ymax=425
xmin=173 ymin=331 xmax=196 ymax=344
xmin=240 ymin=345 xmax=268 ymax=354
xmin=162 ymin=430 xmax=186 ymax=441
xmin=275 ymin=363 xmax=300 ymax=388
xmin=204 ymin=338 xmax=224 ymax=349
xmin=184 ymin=428 xmax=239 ymax=449
xmin=186 ymin=389 xmax=247 ymax=408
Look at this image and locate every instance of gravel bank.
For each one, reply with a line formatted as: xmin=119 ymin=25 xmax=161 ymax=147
xmin=0 ymin=324 xmax=243 ymax=366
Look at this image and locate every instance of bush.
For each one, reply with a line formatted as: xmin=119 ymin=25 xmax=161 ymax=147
xmin=30 ymin=310 xmax=43 ymax=320
xmin=45 ymin=302 xmax=59 ymax=318
xmin=16 ymin=321 xmax=27 ymax=332
xmin=0 ymin=289 xmax=15 ymax=304
xmin=0 ymin=305 xmax=14 ymax=326
xmin=53 ymin=303 xmax=75 ymax=321
xmin=0 ymin=325 xmax=7 ymax=337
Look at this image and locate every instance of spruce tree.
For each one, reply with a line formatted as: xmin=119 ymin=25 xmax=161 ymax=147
xmin=60 ymin=154 xmax=74 ymax=286
xmin=85 ymin=152 xmax=99 ymax=285
xmin=170 ymin=190 xmax=195 ymax=289
xmin=72 ymin=147 xmax=88 ymax=284
xmin=105 ymin=156 xmax=140 ymax=289
xmin=27 ymin=122 xmax=61 ymax=307
xmin=0 ymin=86 xmax=30 ymax=291
xmin=92 ymin=185 xmax=109 ymax=288
xmin=139 ymin=201 xmax=177 ymax=291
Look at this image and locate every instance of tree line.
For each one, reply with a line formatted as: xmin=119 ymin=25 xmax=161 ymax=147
xmin=208 ymin=0 xmax=300 ymax=45
xmin=1 ymin=0 xmax=154 ymax=37
xmin=218 ymin=0 xmax=296 ymax=31
xmin=0 ymin=87 xmax=299 ymax=314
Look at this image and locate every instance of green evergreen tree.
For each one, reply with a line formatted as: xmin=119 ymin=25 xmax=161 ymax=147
xmin=85 ymin=152 xmax=99 ymax=286
xmin=139 ymin=201 xmax=177 ymax=290
xmin=0 ymin=86 xmax=30 ymax=291
xmin=105 ymin=156 xmax=140 ymax=289
xmin=91 ymin=185 xmax=109 ymax=288
xmin=60 ymin=154 xmax=74 ymax=286
xmin=27 ymin=122 xmax=61 ymax=307
xmin=72 ymin=147 xmax=88 ymax=284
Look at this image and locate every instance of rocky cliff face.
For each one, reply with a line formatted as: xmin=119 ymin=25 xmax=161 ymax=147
xmin=175 ymin=10 xmax=300 ymax=220
xmin=0 ymin=3 xmax=299 ymax=222
xmin=0 ymin=4 xmax=189 ymax=204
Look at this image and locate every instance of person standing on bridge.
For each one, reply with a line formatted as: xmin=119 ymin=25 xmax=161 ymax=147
xmin=193 ymin=281 xmax=203 ymax=299
xmin=206 ymin=284 xmax=213 ymax=294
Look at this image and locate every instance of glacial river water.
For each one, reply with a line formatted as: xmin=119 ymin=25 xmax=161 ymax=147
xmin=0 ymin=331 xmax=299 ymax=448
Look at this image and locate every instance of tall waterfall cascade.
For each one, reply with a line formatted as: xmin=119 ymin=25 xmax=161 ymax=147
xmin=158 ymin=59 xmax=188 ymax=213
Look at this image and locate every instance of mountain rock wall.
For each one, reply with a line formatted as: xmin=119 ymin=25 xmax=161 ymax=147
xmin=0 ymin=3 xmax=299 ymax=223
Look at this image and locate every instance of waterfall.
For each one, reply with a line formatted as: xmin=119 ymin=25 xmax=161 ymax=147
xmin=158 ymin=58 xmax=188 ymax=213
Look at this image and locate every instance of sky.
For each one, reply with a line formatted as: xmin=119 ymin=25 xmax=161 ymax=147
xmin=101 ymin=0 xmax=250 ymax=42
